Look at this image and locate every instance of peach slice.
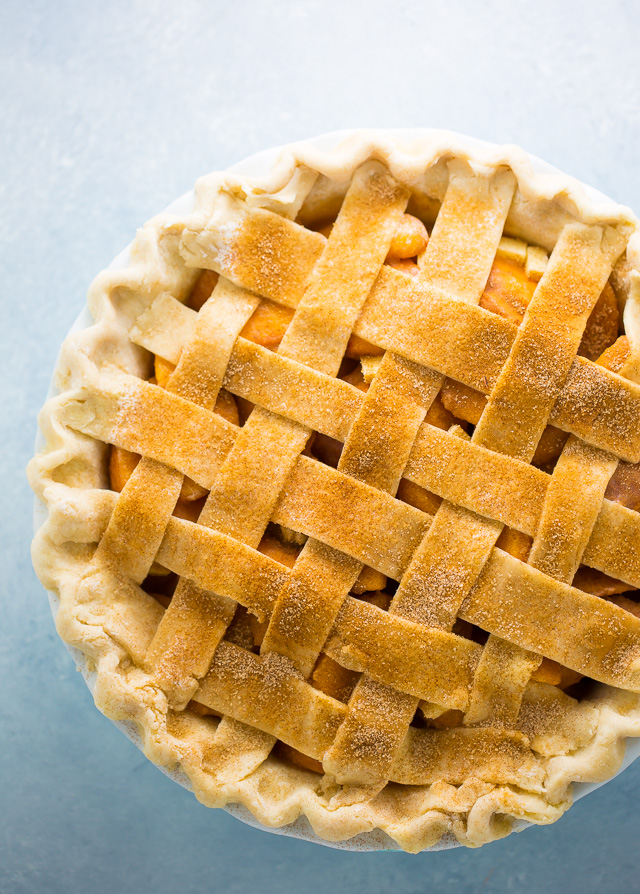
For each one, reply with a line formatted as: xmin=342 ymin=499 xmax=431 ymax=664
xmin=396 ymin=478 xmax=442 ymax=516
xmin=430 ymin=709 xmax=464 ymax=729
xmin=579 ymin=283 xmax=619 ymax=362
xmin=386 ymin=258 xmax=420 ymax=277
xmin=154 ymin=355 xmax=175 ymax=388
xmin=340 ymin=365 xmax=370 ymax=392
xmin=311 ymin=653 xmax=359 ymax=703
xmin=531 ymin=658 xmax=582 ymax=689
xmin=344 ymin=333 xmax=384 ymax=359
xmin=573 ymin=567 xmax=636 ymax=598
xmin=310 ymin=432 xmax=343 ymax=468
xmin=425 ymin=393 xmax=456 ymax=432
xmin=604 ymin=460 xmax=640 ymax=512
xmin=275 ymin=742 xmax=324 ymax=775
xmin=108 ymin=446 xmax=207 ymax=509
xmin=479 ymin=256 xmax=536 ymax=322
xmin=357 ymin=590 xmax=392 ymax=612
xmin=257 ymin=533 xmax=301 ymax=569
xmin=352 ymin=566 xmax=387 ymax=594
xmin=479 ymin=290 xmax=526 ymax=327
xmin=240 ymin=298 xmax=294 ymax=350
xmin=189 ymin=700 xmax=221 ymax=718
xmin=109 ymin=446 xmax=140 ymax=493
xmin=531 ymin=427 xmax=569 ymax=467
xmin=148 ymin=592 xmax=172 ymax=609
xmin=531 ymin=658 xmax=562 ymax=686
xmin=246 ymin=611 xmax=268 ymax=650
xmin=172 ymin=496 xmax=206 ymax=523
xmin=386 ymin=214 xmax=429 ymax=261
xmin=495 ymin=527 xmax=532 ymax=563
xmin=188 ymin=269 xmax=219 ymax=311
xmin=213 ymin=389 xmax=240 ymax=427
xmin=235 ymin=395 xmax=255 ymax=426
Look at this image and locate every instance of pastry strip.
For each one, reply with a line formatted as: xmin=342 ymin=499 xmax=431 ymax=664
xmin=461 ymin=226 xmax=615 ymax=724
xmin=528 ymin=438 xmax=618 ymax=581
xmin=142 ymin=283 xmax=264 ymax=705
xmin=260 ymin=163 xmax=410 ymax=672
xmin=383 ymin=225 xmax=612 ymax=729
xmin=139 ymin=283 xmax=282 ymax=769
xmin=324 ymin=167 xmax=517 ymax=786
xmin=93 ymin=456 xmax=182 ymax=583
xmin=147 ymin=411 xmax=308 ymax=703
xmin=150 ymin=511 xmax=640 ymax=691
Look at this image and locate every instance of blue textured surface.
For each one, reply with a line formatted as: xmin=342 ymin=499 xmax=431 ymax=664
xmin=4 ymin=1 xmax=640 ymax=891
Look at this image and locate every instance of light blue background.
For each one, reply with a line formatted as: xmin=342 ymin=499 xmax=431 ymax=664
xmin=4 ymin=1 xmax=640 ymax=891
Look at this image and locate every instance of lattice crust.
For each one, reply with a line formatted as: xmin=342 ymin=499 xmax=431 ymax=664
xmin=29 ymin=132 xmax=640 ymax=851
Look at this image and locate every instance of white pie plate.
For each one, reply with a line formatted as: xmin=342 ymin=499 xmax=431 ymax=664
xmin=33 ymin=128 xmax=640 ymax=851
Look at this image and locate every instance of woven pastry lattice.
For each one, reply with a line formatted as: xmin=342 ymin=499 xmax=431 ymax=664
xmin=56 ymin=157 xmax=640 ymax=801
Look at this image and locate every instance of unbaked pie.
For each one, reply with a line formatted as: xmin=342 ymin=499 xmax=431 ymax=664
xmin=29 ymin=131 xmax=640 ymax=851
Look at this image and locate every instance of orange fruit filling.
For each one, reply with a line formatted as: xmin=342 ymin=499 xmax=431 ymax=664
xmin=396 ymin=478 xmax=442 ymax=516
xmin=188 ymin=269 xmax=219 ymax=311
xmin=108 ymin=444 xmax=140 ymax=493
xmin=495 ymin=527 xmax=532 ymax=563
xmin=386 ymin=258 xmax=420 ymax=277
xmin=352 ymin=565 xmax=387 ymax=594
xmin=480 ymin=256 xmax=536 ymax=322
xmin=311 ymin=653 xmax=359 ymax=703
xmin=578 ymin=283 xmax=619 ymax=361
xmin=386 ymin=214 xmax=429 ymax=261
xmin=240 ymin=298 xmax=294 ymax=351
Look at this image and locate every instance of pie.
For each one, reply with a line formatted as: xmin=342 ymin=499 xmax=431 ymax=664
xmin=28 ymin=131 xmax=640 ymax=851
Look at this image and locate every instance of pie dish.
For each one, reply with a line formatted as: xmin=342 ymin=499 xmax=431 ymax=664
xmin=29 ymin=129 xmax=640 ymax=852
